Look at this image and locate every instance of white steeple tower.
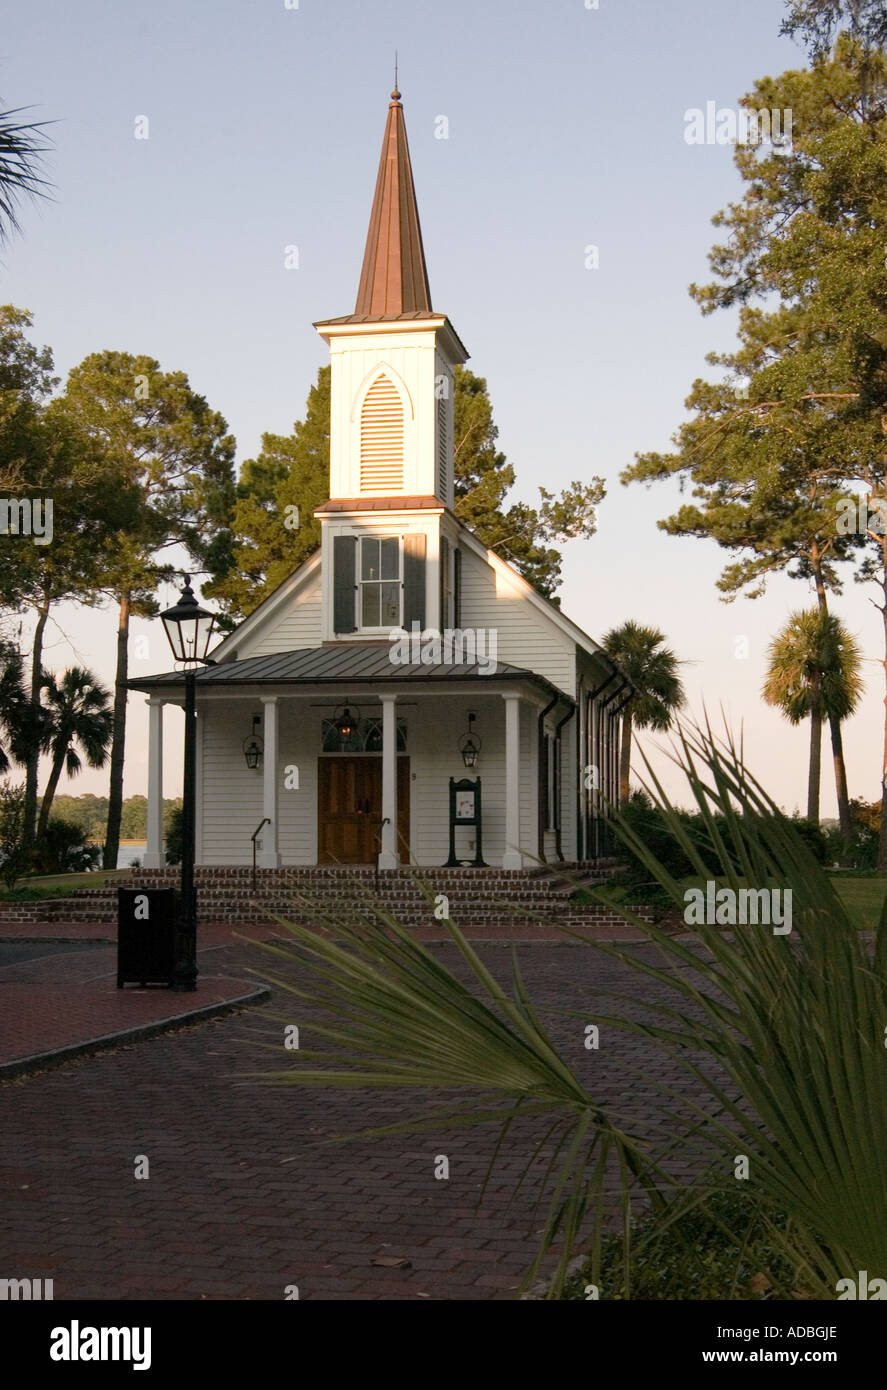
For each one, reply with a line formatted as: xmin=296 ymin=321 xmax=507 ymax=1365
xmin=313 ymin=86 xmax=468 ymax=640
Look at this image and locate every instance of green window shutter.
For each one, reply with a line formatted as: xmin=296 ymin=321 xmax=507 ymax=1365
xmin=439 ymin=535 xmax=449 ymax=629
xmin=403 ymin=533 xmax=426 ymax=630
xmin=453 ymin=547 xmax=461 ymax=628
xmin=333 ymin=535 xmax=357 ymax=633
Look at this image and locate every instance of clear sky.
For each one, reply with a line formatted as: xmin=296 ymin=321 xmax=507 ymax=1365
xmin=3 ymin=0 xmax=881 ymax=815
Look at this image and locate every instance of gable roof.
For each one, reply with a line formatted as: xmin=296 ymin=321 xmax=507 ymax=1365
xmin=206 ymin=513 xmax=631 ymax=692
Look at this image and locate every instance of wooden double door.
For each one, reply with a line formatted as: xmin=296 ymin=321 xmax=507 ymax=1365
xmin=318 ymin=756 xmax=410 ymax=864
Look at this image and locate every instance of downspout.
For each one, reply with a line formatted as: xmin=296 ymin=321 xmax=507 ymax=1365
xmin=610 ymin=689 xmax=634 ymax=807
xmin=537 ymin=694 xmax=558 ymax=861
xmin=576 ymin=677 xmax=585 ymax=861
xmin=598 ymin=678 xmax=629 ymax=855
xmin=585 ymin=672 xmax=621 ymax=860
xmin=553 ymin=702 xmax=576 ymax=863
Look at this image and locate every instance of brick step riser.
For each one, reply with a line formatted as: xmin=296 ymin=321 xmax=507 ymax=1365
xmin=0 ymin=904 xmax=649 ymax=928
xmin=0 ymin=865 xmax=634 ymax=928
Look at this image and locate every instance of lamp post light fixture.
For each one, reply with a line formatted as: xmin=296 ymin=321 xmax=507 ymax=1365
xmin=159 ymin=574 xmax=217 ymax=992
xmin=242 ymin=716 xmax=264 ymax=769
xmin=458 ymin=711 xmax=482 ymax=769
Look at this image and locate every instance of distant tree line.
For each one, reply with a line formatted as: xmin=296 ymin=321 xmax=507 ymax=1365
xmin=50 ymin=794 xmax=182 ymax=843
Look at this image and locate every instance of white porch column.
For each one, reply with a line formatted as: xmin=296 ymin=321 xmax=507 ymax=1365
xmin=503 ymin=693 xmax=523 ymax=869
xmin=259 ymin=695 xmax=281 ymax=867
xmin=379 ymin=694 xmax=399 ymax=869
xmin=143 ymin=698 xmax=165 ymax=868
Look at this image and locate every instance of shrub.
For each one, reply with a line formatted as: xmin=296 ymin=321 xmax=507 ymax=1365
xmin=0 ymin=782 xmax=27 ymax=889
xmin=785 ymin=815 xmax=827 ymax=864
xmin=563 ymin=1189 xmax=802 ymax=1300
xmin=825 ymin=800 xmax=880 ymax=869
xmin=31 ymin=818 xmax=101 ymax=874
xmin=165 ymin=806 xmax=183 ymax=866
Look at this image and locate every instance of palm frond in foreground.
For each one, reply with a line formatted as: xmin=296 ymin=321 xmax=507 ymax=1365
xmin=245 ymin=721 xmax=887 ymax=1299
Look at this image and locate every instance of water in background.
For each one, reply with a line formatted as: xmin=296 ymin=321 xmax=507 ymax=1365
xmin=116 ymin=843 xmax=147 ymax=869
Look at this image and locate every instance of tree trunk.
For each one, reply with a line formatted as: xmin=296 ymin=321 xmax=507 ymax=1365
xmin=879 ymin=556 xmax=887 ymax=870
xmin=829 ymin=718 xmax=852 ymax=845
xmin=811 ymin=552 xmax=852 ymax=843
xmin=36 ymin=749 xmax=66 ymax=840
xmin=619 ymin=707 xmax=633 ymax=805
xmin=103 ymin=592 xmax=130 ymax=870
xmin=21 ymin=603 xmax=48 ymax=857
xmin=807 ymin=684 xmax=822 ymax=824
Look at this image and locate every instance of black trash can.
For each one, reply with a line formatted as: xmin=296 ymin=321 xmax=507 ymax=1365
xmin=117 ymin=887 xmax=177 ymax=988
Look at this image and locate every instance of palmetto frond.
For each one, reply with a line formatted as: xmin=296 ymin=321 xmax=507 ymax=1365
xmin=763 ymin=607 xmax=863 ymax=722
xmin=247 ymin=719 xmax=887 ymax=1296
xmin=601 ymin=620 xmax=686 ymax=731
xmin=0 ymin=103 xmax=53 ymax=242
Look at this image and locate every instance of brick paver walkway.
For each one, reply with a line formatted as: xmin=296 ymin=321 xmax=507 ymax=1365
xmin=0 ymin=940 xmax=269 ymax=1075
xmin=0 ymin=936 xmax=713 ymax=1300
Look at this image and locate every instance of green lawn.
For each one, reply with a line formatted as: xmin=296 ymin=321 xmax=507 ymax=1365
xmin=829 ymin=875 xmax=887 ymax=932
xmin=589 ymin=873 xmax=887 ymax=932
xmin=0 ymin=869 xmax=134 ymax=901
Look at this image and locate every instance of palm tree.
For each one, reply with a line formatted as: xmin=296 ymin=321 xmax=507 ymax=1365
xmin=601 ymin=621 xmax=686 ymax=802
xmin=762 ymin=608 xmax=862 ymax=823
xmin=0 ymin=641 xmax=30 ymax=773
xmin=36 ymin=667 xmax=113 ymax=840
xmin=0 ymin=101 xmax=52 ymax=242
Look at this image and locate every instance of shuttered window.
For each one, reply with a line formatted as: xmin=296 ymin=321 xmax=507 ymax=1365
xmin=437 ymin=394 xmax=448 ymax=501
xmin=333 ymin=535 xmax=357 ymax=633
xmin=403 ymin=533 xmax=426 ymax=630
xmin=359 ymin=535 xmax=401 ymax=628
xmin=360 ymin=375 xmax=404 ymax=493
xmin=439 ymin=535 xmax=451 ymax=629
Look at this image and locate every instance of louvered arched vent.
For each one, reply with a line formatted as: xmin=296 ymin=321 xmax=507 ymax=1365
xmin=360 ymin=375 xmax=404 ymax=493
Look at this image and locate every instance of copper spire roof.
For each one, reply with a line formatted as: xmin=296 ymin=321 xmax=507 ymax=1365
xmin=354 ymin=88 xmax=432 ymax=317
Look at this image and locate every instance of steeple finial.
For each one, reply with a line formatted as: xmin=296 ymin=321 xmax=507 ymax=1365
xmin=354 ymin=84 xmax=431 ymax=316
xmin=392 ymin=50 xmax=399 ymax=102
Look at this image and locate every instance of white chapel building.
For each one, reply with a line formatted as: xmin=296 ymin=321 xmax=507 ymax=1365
xmin=132 ymin=88 xmax=632 ymax=873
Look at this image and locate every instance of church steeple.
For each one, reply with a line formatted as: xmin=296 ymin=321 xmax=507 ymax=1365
xmin=314 ymin=84 xmax=468 ymax=523
xmin=354 ymin=88 xmax=432 ymax=317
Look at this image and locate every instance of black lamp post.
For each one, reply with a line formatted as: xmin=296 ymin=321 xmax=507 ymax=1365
xmin=159 ymin=575 xmax=217 ymax=992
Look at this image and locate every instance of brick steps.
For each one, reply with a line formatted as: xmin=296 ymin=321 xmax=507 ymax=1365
xmin=0 ymin=864 xmax=647 ymax=931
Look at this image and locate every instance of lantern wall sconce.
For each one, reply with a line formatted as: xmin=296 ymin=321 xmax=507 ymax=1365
xmin=333 ymin=701 xmax=360 ymax=740
xmin=242 ymin=715 xmax=264 ymax=769
xmin=458 ymin=711 xmax=482 ymax=768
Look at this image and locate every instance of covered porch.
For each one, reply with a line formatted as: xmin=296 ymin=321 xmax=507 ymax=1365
xmin=130 ymin=646 xmax=576 ymax=871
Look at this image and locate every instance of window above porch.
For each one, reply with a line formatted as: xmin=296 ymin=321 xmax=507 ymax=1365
xmin=321 ymin=716 xmax=407 ymax=753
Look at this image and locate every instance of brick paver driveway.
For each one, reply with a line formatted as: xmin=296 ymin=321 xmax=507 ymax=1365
xmin=0 ymin=939 xmax=711 ymax=1300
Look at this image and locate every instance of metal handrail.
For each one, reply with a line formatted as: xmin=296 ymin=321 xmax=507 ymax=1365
xmin=251 ymin=818 xmax=271 ymax=894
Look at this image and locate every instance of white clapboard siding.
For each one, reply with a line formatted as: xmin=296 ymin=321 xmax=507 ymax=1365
xmin=408 ymin=693 xmax=536 ymax=867
xmin=198 ymin=693 xmax=541 ymax=868
xmin=198 ymin=701 xmax=323 ymax=864
xmin=237 ymin=565 xmax=323 ymax=659
xmin=199 ymin=703 xmax=264 ymax=864
xmin=458 ymin=545 xmax=576 ymax=697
